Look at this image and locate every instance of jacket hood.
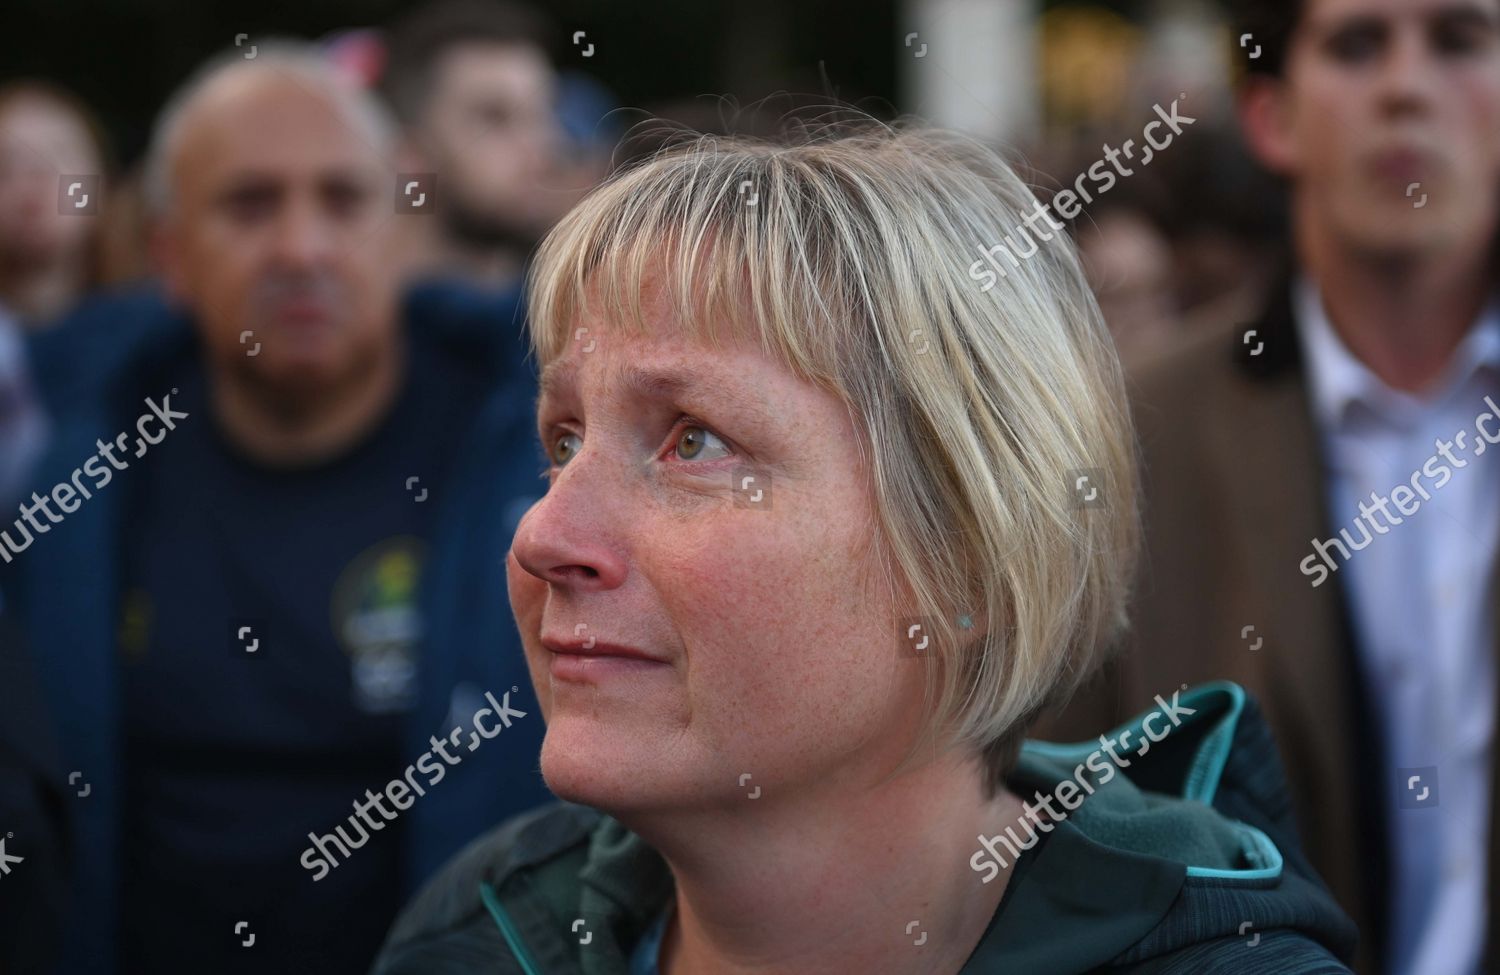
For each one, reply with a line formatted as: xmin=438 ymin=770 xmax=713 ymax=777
xmin=372 ymin=682 xmax=1357 ymax=974
xmin=963 ymin=681 xmax=1356 ymax=971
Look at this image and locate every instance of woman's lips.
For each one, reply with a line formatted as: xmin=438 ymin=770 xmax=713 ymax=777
xmin=548 ymin=652 xmax=671 ymax=684
xmin=540 ymin=635 xmax=671 ymax=684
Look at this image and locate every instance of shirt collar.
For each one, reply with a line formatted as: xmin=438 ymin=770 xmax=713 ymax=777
xmin=1294 ymin=274 xmax=1500 ymax=430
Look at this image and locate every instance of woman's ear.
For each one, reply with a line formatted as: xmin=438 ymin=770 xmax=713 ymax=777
xmin=1238 ymin=76 xmax=1299 ymax=177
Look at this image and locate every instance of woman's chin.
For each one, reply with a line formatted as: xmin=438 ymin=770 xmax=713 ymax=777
xmin=539 ymin=722 xmax=657 ymax=809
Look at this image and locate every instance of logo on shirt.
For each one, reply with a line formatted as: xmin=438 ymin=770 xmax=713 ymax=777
xmin=331 ymin=537 xmax=425 ymax=714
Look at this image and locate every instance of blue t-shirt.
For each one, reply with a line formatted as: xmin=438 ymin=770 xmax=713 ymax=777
xmin=117 ymin=333 xmax=493 ymax=974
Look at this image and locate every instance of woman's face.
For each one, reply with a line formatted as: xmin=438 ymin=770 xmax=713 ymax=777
xmin=507 ymin=283 xmax=927 ymax=813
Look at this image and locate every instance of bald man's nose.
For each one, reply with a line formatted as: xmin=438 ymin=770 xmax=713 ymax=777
xmin=269 ymin=199 xmax=337 ymax=267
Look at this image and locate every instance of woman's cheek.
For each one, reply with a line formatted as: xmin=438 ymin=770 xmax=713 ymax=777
xmin=505 ymin=549 xmax=544 ymax=607
xmin=506 ymin=553 xmax=548 ymax=657
xmin=688 ymin=522 xmax=794 ymax=615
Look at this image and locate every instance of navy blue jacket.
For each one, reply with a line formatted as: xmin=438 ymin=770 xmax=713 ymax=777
xmin=13 ymin=281 xmax=551 ymax=974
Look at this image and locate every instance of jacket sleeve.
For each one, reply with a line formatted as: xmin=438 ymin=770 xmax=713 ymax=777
xmin=1135 ymin=931 xmax=1352 ymax=974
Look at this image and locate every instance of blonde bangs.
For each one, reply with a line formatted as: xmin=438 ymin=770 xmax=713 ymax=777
xmin=525 ymin=133 xmax=915 ymax=394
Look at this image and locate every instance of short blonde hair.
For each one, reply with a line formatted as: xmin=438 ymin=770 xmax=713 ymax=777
xmin=526 ymin=117 xmax=1139 ymax=795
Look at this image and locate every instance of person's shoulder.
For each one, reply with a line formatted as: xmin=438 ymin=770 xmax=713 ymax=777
xmin=1123 ymin=931 xmax=1353 ymax=974
xmin=1127 ymin=313 xmax=1243 ymax=410
xmin=28 ymin=283 xmax=192 ymax=410
xmin=1015 ymin=684 xmax=1358 ymax=972
xmin=371 ymin=801 xmax=599 ymax=974
xmin=403 ymin=277 xmax=532 ymax=380
xmin=1127 ymin=274 xmax=1303 ymax=420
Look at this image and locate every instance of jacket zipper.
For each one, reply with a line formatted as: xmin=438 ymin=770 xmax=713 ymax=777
xmin=481 ymin=880 xmax=545 ymax=975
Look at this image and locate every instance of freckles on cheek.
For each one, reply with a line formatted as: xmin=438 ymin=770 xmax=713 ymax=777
xmin=658 ymin=525 xmax=784 ymax=632
xmin=651 ymin=510 xmax=901 ymax=765
xmin=665 ymin=515 xmax=869 ymax=674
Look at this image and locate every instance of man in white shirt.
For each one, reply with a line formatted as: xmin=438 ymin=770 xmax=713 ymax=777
xmin=1040 ymin=1 xmax=1500 ymax=972
xmin=1297 ymin=276 xmax=1499 ymax=974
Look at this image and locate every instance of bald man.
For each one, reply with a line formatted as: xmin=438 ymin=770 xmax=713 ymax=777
xmin=147 ymin=50 xmax=408 ymax=467
xmin=10 ymin=44 xmax=552 ymax=975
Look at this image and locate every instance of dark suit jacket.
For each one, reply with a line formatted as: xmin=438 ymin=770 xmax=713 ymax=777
xmin=0 ymin=607 xmax=69 ymax=973
xmin=1038 ymin=277 xmax=1500 ymax=975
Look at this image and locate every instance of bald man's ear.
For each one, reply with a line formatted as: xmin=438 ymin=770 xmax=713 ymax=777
xmin=1238 ymin=75 xmax=1298 ymax=177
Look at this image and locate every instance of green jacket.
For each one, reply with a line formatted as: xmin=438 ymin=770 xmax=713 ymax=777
xmin=371 ymin=683 xmax=1357 ymax=974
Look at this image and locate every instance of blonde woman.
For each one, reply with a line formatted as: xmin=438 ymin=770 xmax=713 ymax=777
xmin=372 ymin=122 xmax=1356 ymax=975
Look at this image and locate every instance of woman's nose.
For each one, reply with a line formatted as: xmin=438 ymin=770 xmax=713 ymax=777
xmin=509 ymin=457 xmax=629 ymax=592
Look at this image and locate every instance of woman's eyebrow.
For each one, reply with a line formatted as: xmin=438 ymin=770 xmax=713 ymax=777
xmin=614 ymin=362 xmax=776 ymax=428
xmin=536 ymin=358 xmax=776 ymax=427
xmin=618 ymin=363 xmax=694 ymax=400
xmin=537 ymin=360 xmax=574 ymax=402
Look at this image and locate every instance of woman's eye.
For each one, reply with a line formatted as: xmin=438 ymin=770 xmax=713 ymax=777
xmin=673 ymin=425 xmax=731 ymax=462
xmin=550 ymin=432 xmax=583 ymax=466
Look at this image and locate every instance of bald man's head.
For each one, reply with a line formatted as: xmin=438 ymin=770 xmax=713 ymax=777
xmin=149 ymin=43 xmax=407 ymax=398
xmin=145 ymin=44 xmax=395 ymax=214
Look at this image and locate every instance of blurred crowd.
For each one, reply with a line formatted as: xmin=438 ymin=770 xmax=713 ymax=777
xmin=0 ymin=0 xmax=1495 ymax=974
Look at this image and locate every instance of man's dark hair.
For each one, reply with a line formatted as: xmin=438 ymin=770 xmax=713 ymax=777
xmin=379 ymin=0 xmax=555 ymax=126
xmin=1235 ymin=0 xmax=1307 ymax=79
